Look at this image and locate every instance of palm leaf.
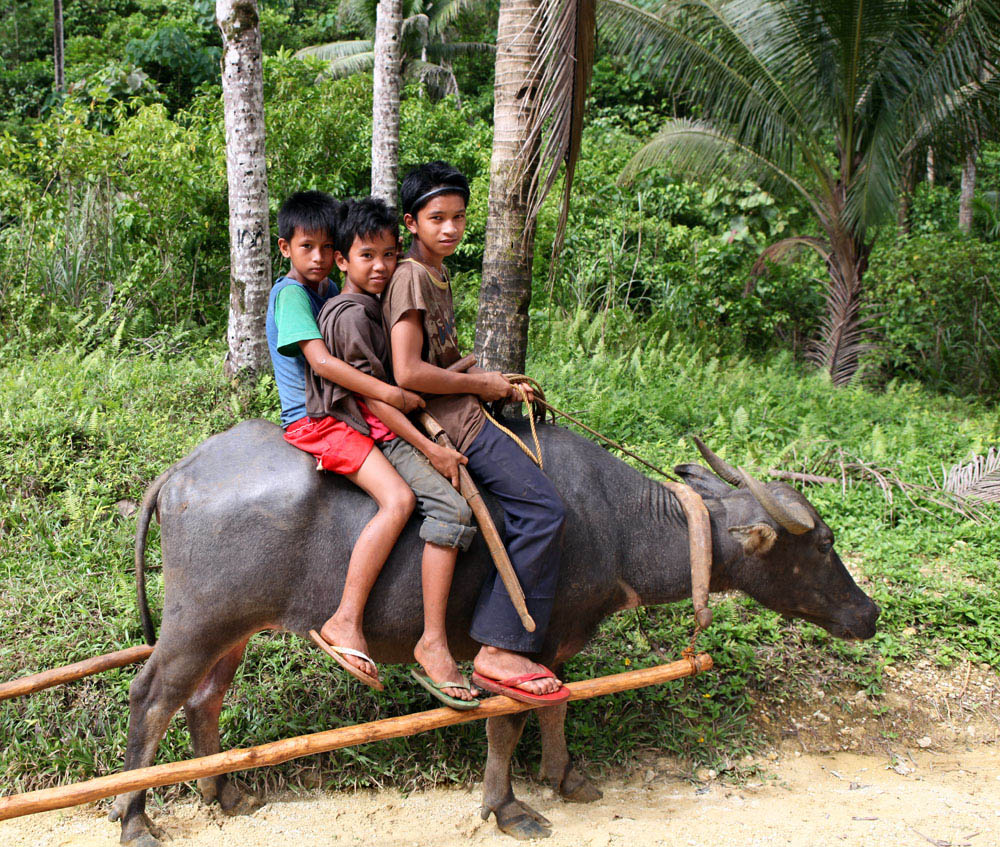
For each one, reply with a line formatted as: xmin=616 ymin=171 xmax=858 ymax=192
xmin=425 ymin=40 xmax=496 ymax=58
xmin=520 ymin=0 xmax=597 ymax=272
xmin=940 ymin=449 xmax=1000 ymax=504
xmin=621 ymin=118 xmax=821 ymax=216
xmin=322 ymin=51 xmax=377 ymax=78
xmin=294 ymin=40 xmax=374 ymax=62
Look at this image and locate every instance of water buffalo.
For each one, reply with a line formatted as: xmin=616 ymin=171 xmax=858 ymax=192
xmin=111 ymin=418 xmax=878 ymax=846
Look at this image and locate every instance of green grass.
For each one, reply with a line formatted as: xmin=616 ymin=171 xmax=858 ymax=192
xmin=1 ymin=317 xmax=998 ymax=798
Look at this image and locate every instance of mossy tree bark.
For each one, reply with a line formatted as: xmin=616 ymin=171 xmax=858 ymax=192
xmin=217 ymin=0 xmax=271 ymax=378
xmin=474 ymin=0 xmax=541 ymax=374
xmin=959 ymin=146 xmax=978 ymax=234
xmin=371 ymin=0 xmax=403 ymax=203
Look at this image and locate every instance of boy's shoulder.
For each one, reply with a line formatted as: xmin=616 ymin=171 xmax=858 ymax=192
xmin=319 ymin=291 xmax=382 ymax=326
xmin=391 ymin=257 xmax=448 ymax=289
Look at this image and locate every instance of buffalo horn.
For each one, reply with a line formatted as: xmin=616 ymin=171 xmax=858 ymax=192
xmin=737 ymin=468 xmax=815 ymax=535
xmin=692 ymin=436 xmax=743 ymax=487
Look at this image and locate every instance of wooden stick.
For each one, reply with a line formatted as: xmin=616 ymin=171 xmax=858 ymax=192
xmin=0 ymin=646 xmax=154 ymax=703
xmin=0 ymin=654 xmax=711 ymax=822
xmin=420 ymin=411 xmax=536 ymax=633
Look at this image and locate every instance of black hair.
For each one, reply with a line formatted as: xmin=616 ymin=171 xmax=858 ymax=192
xmin=334 ymin=196 xmax=399 ymax=257
xmin=400 ymin=161 xmax=470 ymax=217
xmin=277 ymin=190 xmax=339 ymax=242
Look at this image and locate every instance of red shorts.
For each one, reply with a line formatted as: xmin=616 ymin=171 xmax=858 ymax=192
xmin=284 ymin=416 xmax=374 ymax=475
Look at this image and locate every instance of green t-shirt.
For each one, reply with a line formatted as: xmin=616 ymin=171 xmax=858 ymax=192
xmin=275 ymin=284 xmax=324 ymax=356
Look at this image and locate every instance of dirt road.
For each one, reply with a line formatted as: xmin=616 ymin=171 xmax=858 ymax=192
xmin=3 ymin=745 xmax=998 ymax=847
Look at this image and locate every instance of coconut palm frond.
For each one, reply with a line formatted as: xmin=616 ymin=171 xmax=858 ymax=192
xmin=426 ymin=40 xmax=496 ymax=58
xmin=507 ymin=0 xmax=596 ymax=271
xmin=404 ymin=58 xmax=460 ymax=96
xmin=808 ymin=272 xmax=874 ymax=388
xmin=322 ymin=51 xmax=377 ymax=79
xmin=402 ymin=12 xmax=430 ymax=41
xmin=295 ymin=40 xmax=374 ymax=62
xmin=750 ymin=236 xmax=831 ymax=276
xmin=940 ymin=449 xmax=1000 ymax=504
xmin=598 ymin=0 xmax=828 ymax=176
xmin=621 ymin=118 xmax=820 ymax=215
xmin=428 ymin=0 xmax=488 ymax=33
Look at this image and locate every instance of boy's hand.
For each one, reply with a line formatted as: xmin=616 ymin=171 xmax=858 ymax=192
xmin=393 ymin=386 xmax=425 ymax=413
xmin=428 ymin=444 xmax=468 ymax=490
xmin=477 ymin=372 xmax=513 ymax=402
xmin=508 ymin=382 xmax=535 ymax=404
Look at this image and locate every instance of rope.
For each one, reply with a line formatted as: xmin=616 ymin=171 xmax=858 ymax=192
xmin=491 ymin=374 xmax=677 ymax=481
xmin=480 ymin=379 xmax=544 ymax=469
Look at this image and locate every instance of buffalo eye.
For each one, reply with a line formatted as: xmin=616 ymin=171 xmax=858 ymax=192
xmin=818 ymin=541 xmax=833 ymax=554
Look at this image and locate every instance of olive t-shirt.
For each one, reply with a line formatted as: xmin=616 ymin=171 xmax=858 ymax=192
xmin=383 ymin=257 xmax=484 ymax=452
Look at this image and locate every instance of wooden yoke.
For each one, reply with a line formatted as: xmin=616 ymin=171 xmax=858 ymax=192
xmin=661 ymin=481 xmax=713 ymax=631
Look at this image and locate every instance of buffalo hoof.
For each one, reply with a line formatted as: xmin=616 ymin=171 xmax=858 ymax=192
xmin=198 ymin=777 xmax=261 ymax=816
xmin=118 ymin=812 xmax=167 ymax=847
xmin=556 ymin=766 xmax=602 ymax=804
xmin=483 ymin=799 xmax=553 ymax=840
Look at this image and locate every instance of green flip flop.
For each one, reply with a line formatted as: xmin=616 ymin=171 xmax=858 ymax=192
xmin=410 ymin=668 xmax=480 ymax=711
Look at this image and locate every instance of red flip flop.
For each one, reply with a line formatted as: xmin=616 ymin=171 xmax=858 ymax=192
xmin=471 ymin=666 xmax=570 ymax=705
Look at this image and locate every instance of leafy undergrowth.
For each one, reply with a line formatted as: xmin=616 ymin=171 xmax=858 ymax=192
xmin=1 ymin=324 xmax=998 ymax=799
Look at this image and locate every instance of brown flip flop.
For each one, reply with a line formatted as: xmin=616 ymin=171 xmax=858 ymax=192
xmin=308 ymin=630 xmax=384 ymax=691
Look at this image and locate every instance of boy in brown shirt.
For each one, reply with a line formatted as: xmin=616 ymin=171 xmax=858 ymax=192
xmin=301 ymin=196 xmax=479 ymax=708
xmin=383 ymin=162 xmax=569 ymax=705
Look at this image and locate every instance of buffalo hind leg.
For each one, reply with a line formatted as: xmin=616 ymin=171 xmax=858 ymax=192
xmin=481 ymin=712 xmax=552 ymax=840
xmin=109 ymin=634 xmax=243 ymax=846
xmin=184 ymin=636 xmax=260 ymax=815
xmin=537 ymin=701 xmax=602 ymax=803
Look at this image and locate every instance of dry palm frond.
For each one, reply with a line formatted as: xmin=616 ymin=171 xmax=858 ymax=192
xmin=767 ymin=447 xmax=993 ymax=523
xmin=807 ymin=272 xmax=875 ymax=388
xmin=940 ymin=449 xmax=1000 ymax=503
xmin=518 ymin=0 xmax=597 ymax=270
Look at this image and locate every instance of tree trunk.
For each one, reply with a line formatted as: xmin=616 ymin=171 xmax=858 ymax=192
xmin=371 ymin=0 xmax=403 ymax=203
xmin=959 ymin=147 xmax=977 ymax=234
xmin=217 ymin=0 xmax=271 ymax=378
xmin=926 ymin=146 xmax=935 ymax=187
xmin=475 ymin=0 xmax=542 ymax=374
xmin=53 ymin=0 xmax=64 ymax=92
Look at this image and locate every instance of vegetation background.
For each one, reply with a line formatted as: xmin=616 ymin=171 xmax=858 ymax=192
xmin=1 ymin=0 xmax=998 ymax=796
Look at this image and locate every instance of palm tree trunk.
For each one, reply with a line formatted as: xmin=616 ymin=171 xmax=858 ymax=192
xmin=475 ymin=0 xmax=541 ymax=373
xmin=217 ymin=0 xmax=271 ymax=378
xmin=926 ymin=146 xmax=935 ymax=187
xmin=53 ymin=0 xmax=64 ymax=92
xmin=959 ymin=147 xmax=977 ymax=234
xmin=371 ymin=0 xmax=402 ymax=203
xmin=898 ymin=153 xmax=916 ymax=233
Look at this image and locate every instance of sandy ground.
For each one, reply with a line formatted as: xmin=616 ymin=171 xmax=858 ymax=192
xmin=3 ymin=745 xmax=998 ymax=847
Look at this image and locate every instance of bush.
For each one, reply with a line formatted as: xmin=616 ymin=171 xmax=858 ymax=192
xmin=866 ymin=234 xmax=1000 ymax=397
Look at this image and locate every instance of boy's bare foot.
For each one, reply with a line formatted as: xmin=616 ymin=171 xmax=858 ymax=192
xmin=473 ymin=645 xmax=562 ymax=696
xmin=320 ymin=617 xmax=377 ymax=680
xmin=414 ymin=636 xmax=475 ymax=701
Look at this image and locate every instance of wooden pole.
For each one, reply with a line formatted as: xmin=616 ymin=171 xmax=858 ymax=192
xmin=0 ymin=646 xmax=154 ymax=702
xmin=0 ymin=654 xmax=711 ymax=822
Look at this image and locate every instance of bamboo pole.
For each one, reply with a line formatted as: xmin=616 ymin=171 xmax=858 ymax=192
xmin=0 ymin=646 xmax=154 ymax=702
xmin=0 ymin=654 xmax=711 ymax=822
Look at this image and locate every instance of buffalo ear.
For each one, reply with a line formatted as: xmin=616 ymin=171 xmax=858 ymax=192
xmin=729 ymin=523 xmax=778 ymax=557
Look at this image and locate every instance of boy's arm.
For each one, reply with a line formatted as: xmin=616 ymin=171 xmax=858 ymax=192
xmin=390 ymin=312 xmax=512 ymax=401
xmin=363 ymin=398 xmax=466 ymax=489
xmin=298 ymin=338 xmax=424 ymax=413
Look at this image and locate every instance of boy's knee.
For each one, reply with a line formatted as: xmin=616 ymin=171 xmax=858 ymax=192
xmin=454 ymin=495 xmax=473 ymax=529
xmin=387 ymin=486 xmax=416 ymax=519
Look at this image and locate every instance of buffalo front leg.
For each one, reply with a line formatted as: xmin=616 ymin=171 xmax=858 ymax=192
xmin=482 ymin=712 xmax=552 ymax=840
xmin=183 ymin=636 xmax=260 ymax=815
xmin=537 ymin=701 xmax=602 ymax=803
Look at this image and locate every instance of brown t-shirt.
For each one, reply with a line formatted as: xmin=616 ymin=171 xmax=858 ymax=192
xmin=305 ymin=291 xmax=390 ymax=436
xmin=383 ymin=257 xmax=485 ymax=452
